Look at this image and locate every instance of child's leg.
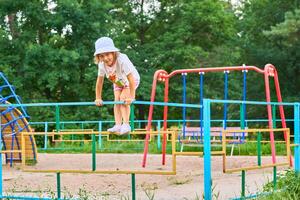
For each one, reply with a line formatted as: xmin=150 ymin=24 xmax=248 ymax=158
xmin=114 ymin=90 xmax=122 ymax=125
xmin=120 ymin=88 xmax=131 ymax=124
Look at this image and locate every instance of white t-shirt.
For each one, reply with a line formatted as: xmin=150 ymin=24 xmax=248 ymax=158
xmin=98 ymin=53 xmax=140 ymax=86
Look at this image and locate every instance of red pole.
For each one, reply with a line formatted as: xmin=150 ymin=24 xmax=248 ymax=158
xmin=162 ymin=77 xmax=169 ymax=165
xmin=142 ymin=70 xmax=168 ymax=167
xmin=269 ymin=64 xmax=292 ymax=166
xmin=264 ymin=65 xmax=276 ymax=164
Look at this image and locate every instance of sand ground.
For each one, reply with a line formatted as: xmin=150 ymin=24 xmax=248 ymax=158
xmin=2 ymin=154 xmax=289 ymax=200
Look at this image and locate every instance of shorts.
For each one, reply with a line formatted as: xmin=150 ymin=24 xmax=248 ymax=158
xmin=113 ymin=80 xmax=140 ymax=91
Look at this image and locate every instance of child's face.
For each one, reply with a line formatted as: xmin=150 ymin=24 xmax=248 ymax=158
xmin=98 ymin=52 xmax=116 ymax=67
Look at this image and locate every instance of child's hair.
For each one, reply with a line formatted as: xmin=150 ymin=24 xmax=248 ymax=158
xmin=94 ymin=52 xmax=119 ymax=65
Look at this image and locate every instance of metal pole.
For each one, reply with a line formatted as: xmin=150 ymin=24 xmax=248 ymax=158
xmin=241 ymin=170 xmax=245 ymax=197
xmin=98 ymin=121 xmax=102 ymax=149
xmin=294 ymin=103 xmax=300 ymax=173
xmin=57 ymin=172 xmax=61 ymax=199
xmin=131 ymin=173 xmax=136 ymax=200
xmin=203 ymin=99 xmax=211 ymax=200
xmin=92 ymin=134 xmax=96 ymax=171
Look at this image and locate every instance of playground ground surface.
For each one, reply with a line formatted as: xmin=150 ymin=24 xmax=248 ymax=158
xmin=3 ymin=154 xmax=289 ymax=200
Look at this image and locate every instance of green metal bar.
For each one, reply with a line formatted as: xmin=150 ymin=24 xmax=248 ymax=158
xmin=92 ymin=134 xmax=96 ymax=171
xmin=98 ymin=121 xmax=102 ymax=149
xmin=130 ymin=104 xmax=135 ymax=130
xmin=57 ymin=172 xmax=61 ymax=199
xmin=157 ymin=121 xmax=161 ymax=150
xmin=55 ymin=105 xmax=60 ymax=132
xmin=257 ymin=132 xmax=262 ymax=166
xmin=240 ymin=104 xmax=245 ymax=129
xmin=272 ymin=105 xmax=276 ymax=128
xmin=273 ymin=166 xmax=277 ymax=190
xmin=131 ymin=173 xmax=136 ymax=200
xmin=241 ymin=170 xmax=245 ymax=198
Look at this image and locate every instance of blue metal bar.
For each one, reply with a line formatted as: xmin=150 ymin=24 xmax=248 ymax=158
xmin=0 ymin=100 xmax=203 ymax=108
xmin=9 ymin=135 xmax=15 ymax=167
xmin=182 ymin=73 xmax=187 ymax=139
xmin=0 ymin=114 xmax=2 ymax=196
xmin=223 ymin=71 xmax=228 ymax=129
xmin=243 ymin=68 xmax=247 ymax=125
xmin=203 ymin=99 xmax=211 ymax=200
xmin=200 ymin=72 xmax=204 ymax=142
xmin=44 ymin=122 xmax=48 ymax=150
xmin=210 ymin=99 xmax=296 ymax=106
xmin=0 ymin=196 xmax=54 ymax=200
xmin=294 ymin=103 xmax=300 ymax=173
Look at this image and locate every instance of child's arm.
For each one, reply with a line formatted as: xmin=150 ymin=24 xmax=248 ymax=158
xmin=127 ymin=73 xmax=136 ymax=99
xmin=95 ymin=76 xmax=104 ymax=106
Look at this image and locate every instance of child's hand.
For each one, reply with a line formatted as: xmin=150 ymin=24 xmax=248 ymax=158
xmin=124 ymin=98 xmax=135 ymax=105
xmin=95 ymin=99 xmax=103 ymax=106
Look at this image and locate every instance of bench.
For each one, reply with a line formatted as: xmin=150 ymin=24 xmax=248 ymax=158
xmin=180 ymin=126 xmax=248 ymax=156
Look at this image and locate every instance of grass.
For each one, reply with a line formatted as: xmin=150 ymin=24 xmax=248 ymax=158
xmin=257 ymin=169 xmax=300 ymax=200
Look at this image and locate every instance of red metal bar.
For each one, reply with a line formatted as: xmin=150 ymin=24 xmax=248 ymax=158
xmin=162 ymin=78 xmax=169 ymax=165
xmin=142 ymin=70 xmax=168 ymax=167
xmin=268 ymin=64 xmax=292 ymax=166
xmin=167 ymin=66 xmax=264 ymax=78
xmin=264 ymin=65 xmax=276 ymax=164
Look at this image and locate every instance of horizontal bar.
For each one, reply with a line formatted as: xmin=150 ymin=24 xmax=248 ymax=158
xmin=1 ymin=196 xmax=53 ymax=200
xmin=0 ymin=100 xmax=202 ymax=108
xmin=209 ymin=99 xmax=296 ymax=106
xmin=224 ymin=162 xmax=289 ymax=173
xmin=22 ymin=169 xmax=176 ymax=175
xmin=22 ymin=130 xmax=174 ymax=136
xmin=174 ymin=151 xmax=224 ymax=156
xmin=223 ymin=128 xmax=289 ymax=133
xmin=28 ymin=118 xmax=296 ymax=125
xmin=1 ymin=150 xmax=22 ymax=153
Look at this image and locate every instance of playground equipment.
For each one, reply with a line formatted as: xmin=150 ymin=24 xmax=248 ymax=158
xmin=143 ymin=64 xmax=289 ymax=167
xmin=0 ymin=73 xmax=37 ymax=166
xmin=0 ymin=66 xmax=299 ymax=199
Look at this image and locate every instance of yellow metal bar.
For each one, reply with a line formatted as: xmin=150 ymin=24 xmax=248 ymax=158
xmin=22 ymin=130 xmax=173 ymax=136
xmin=174 ymin=151 xmax=225 ymax=156
xmin=53 ymin=139 xmax=92 ymax=142
xmin=1 ymin=150 xmax=22 ymax=153
xmin=286 ymin=129 xmax=291 ymax=166
xmin=172 ymin=131 xmax=176 ymax=172
xmin=21 ymin=133 xmax=26 ymax=168
xmin=22 ymin=169 xmax=176 ymax=175
xmin=290 ymin=144 xmax=300 ymax=147
xmin=224 ymin=162 xmax=290 ymax=173
xmin=223 ymin=128 xmax=289 ymax=133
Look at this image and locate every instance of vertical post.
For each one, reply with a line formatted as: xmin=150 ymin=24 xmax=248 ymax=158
xmin=55 ymin=105 xmax=60 ymax=132
xmin=273 ymin=166 xmax=277 ymax=190
xmin=257 ymin=132 xmax=262 ymax=166
xmin=98 ymin=121 xmax=102 ymax=149
xmin=92 ymin=134 xmax=96 ymax=171
xmin=294 ymin=103 xmax=300 ymax=173
xmin=129 ymin=104 xmax=134 ymax=140
xmin=0 ymin=115 xmax=2 ymax=197
xmin=203 ymin=99 xmax=211 ymax=200
xmin=130 ymin=104 xmax=134 ymax=131
xmin=131 ymin=173 xmax=136 ymax=200
xmin=241 ymin=170 xmax=245 ymax=197
xmin=57 ymin=172 xmax=61 ymax=199
xmin=272 ymin=105 xmax=277 ymax=128
xmin=44 ymin=122 xmax=48 ymax=150
xmin=157 ymin=121 xmax=161 ymax=150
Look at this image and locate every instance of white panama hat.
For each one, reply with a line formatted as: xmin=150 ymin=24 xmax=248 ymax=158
xmin=94 ymin=37 xmax=119 ymax=56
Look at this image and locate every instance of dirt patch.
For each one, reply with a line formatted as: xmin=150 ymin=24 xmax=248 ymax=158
xmin=2 ymin=154 xmax=289 ymax=199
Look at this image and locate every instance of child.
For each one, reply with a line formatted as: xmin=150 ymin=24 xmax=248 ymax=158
xmin=94 ymin=37 xmax=140 ymax=134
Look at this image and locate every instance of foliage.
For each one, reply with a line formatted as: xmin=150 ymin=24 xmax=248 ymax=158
xmin=259 ymin=169 xmax=300 ymax=200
